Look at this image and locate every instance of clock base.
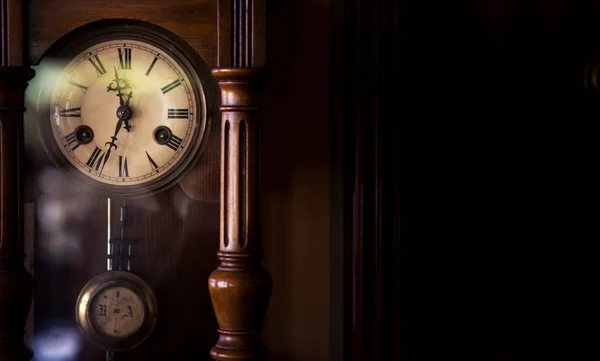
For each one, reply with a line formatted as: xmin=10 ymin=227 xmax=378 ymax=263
xmin=210 ymin=342 xmax=268 ymax=361
xmin=208 ymin=256 xmax=272 ymax=361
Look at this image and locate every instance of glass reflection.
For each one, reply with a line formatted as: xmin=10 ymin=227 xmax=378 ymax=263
xmin=32 ymin=327 xmax=82 ymax=361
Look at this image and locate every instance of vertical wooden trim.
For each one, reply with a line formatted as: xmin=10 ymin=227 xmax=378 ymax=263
xmin=208 ymin=69 xmax=270 ymax=361
xmin=210 ymin=1 xmax=268 ymax=359
xmin=251 ymin=0 xmax=265 ymax=67
xmin=233 ymin=0 xmax=252 ymax=67
xmin=0 ymin=0 xmax=7 ymax=65
xmin=1 ymin=0 xmax=23 ymax=66
xmin=219 ymin=0 xmax=265 ymax=68
xmin=223 ymin=120 xmax=230 ymax=248
xmin=238 ymin=119 xmax=247 ymax=249
xmin=218 ymin=0 xmax=233 ymax=67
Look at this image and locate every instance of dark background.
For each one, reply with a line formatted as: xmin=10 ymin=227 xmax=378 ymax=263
xmin=392 ymin=0 xmax=598 ymax=360
xmin=330 ymin=0 xmax=598 ymax=360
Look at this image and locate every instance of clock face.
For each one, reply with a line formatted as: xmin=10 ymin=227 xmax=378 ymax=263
xmin=43 ymin=36 xmax=209 ymax=196
xmin=90 ymin=286 xmax=146 ymax=338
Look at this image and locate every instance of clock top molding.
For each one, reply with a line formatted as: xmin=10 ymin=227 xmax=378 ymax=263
xmin=27 ymin=0 xmax=265 ymax=68
xmin=28 ymin=0 xmax=217 ymax=66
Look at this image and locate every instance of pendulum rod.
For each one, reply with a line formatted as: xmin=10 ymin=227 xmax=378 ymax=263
xmin=107 ymin=198 xmax=132 ymax=272
xmin=107 ymin=198 xmax=112 ymax=271
xmin=105 ymin=198 xmax=132 ymax=361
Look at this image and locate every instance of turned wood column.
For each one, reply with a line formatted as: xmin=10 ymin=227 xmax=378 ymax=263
xmin=208 ymin=1 xmax=270 ymax=359
xmin=208 ymin=68 xmax=271 ymax=360
xmin=0 ymin=1 xmax=34 ymax=360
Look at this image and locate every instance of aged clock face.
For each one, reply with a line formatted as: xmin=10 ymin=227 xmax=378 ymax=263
xmin=90 ymin=286 xmax=146 ymax=338
xmin=50 ymin=39 xmax=199 ymax=187
xmin=39 ymin=29 xmax=211 ymax=197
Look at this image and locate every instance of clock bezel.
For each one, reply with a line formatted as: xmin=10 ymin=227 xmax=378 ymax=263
xmin=75 ymin=270 xmax=159 ymax=351
xmin=35 ymin=19 xmax=218 ymax=198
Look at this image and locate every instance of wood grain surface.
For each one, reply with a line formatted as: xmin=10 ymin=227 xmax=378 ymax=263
xmin=27 ymin=0 xmax=218 ymax=66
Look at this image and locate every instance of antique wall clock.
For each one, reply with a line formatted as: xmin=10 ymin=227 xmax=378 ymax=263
xmin=0 ymin=1 xmax=271 ymax=361
xmin=36 ymin=20 xmax=212 ymax=198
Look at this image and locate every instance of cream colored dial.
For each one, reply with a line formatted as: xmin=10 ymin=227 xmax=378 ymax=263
xmin=49 ymin=39 xmax=200 ymax=187
xmin=90 ymin=286 xmax=145 ymax=338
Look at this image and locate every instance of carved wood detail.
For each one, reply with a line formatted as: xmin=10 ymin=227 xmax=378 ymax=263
xmin=208 ymin=68 xmax=270 ymax=361
xmin=209 ymin=0 xmax=269 ymax=359
xmin=217 ymin=0 xmax=265 ymax=68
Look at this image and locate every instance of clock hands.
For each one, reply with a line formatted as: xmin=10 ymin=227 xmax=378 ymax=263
xmin=100 ymin=68 xmax=134 ymax=174
xmin=107 ymin=67 xmax=133 ymax=132
xmin=97 ymin=67 xmax=134 ymax=174
xmin=99 ymin=116 xmax=124 ymax=174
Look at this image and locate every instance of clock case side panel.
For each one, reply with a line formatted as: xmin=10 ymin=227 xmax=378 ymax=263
xmin=29 ymin=19 xmax=220 ymax=199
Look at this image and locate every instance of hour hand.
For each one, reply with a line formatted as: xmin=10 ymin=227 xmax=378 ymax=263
xmin=107 ymin=67 xmax=127 ymax=106
xmin=108 ymin=67 xmax=133 ymax=132
xmin=121 ymin=91 xmax=133 ymax=107
xmin=121 ymin=91 xmax=133 ymax=132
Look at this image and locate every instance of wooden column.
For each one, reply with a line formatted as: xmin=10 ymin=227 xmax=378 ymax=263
xmin=0 ymin=1 xmax=34 ymax=360
xmin=208 ymin=68 xmax=270 ymax=360
xmin=208 ymin=1 xmax=270 ymax=360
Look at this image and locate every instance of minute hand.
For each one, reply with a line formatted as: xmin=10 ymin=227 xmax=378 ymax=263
xmin=100 ymin=117 xmax=124 ymax=175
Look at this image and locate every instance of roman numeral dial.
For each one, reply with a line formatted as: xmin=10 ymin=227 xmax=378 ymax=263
xmin=68 ymin=80 xmax=88 ymax=93
xmin=118 ymin=48 xmax=132 ymax=70
xmin=88 ymin=54 xmax=107 ymax=76
xmin=161 ymin=79 xmax=182 ymax=94
xmin=63 ymin=125 xmax=94 ymax=151
xmin=145 ymin=57 xmax=158 ymax=76
xmin=65 ymin=132 xmax=80 ymax=151
xmin=87 ymin=147 xmax=106 ymax=172
xmin=119 ymin=156 xmax=129 ymax=177
xmin=146 ymin=151 xmax=159 ymax=172
xmin=59 ymin=107 xmax=81 ymax=117
xmin=47 ymin=38 xmax=203 ymax=193
xmin=168 ymin=109 xmax=189 ymax=119
xmin=166 ymin=134 xmax=183 ymax=151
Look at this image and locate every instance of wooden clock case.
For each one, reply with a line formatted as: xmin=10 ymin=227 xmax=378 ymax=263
xmin=0 ymin=0 xmax=270 ymax=360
